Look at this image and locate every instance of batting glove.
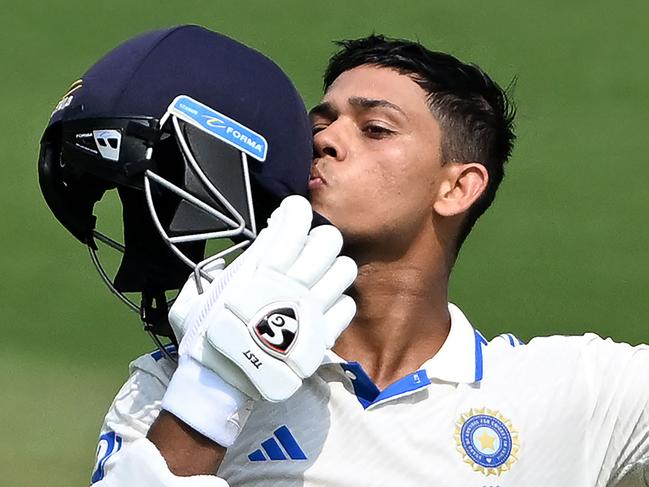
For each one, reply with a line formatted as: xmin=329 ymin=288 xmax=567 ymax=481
xmin=162 ymin=195 xmax=357 ymax=447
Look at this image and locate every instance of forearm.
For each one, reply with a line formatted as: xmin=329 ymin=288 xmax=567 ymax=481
xmin=147 ymin=410 xmax=227 ymax=476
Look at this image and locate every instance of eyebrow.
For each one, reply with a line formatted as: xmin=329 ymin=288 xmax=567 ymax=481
xmin=309 ymin=101 xmax=337 ymax=119
xmin=348 ymin=96 xmax=407 ymax=118
xmin=309 ymin=96 xmax=408 ymax=120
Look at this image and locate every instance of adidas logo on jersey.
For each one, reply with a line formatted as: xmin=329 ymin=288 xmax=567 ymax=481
xmin=248 ymin=425 xmax=307 ymax=461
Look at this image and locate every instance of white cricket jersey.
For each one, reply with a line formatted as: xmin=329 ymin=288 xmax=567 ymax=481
xmin=93 ymin=304 xmax=649 ymax=486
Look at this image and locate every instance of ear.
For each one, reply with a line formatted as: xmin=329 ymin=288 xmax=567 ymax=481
xmin=433 ymin=163 xmax=489 ymax=217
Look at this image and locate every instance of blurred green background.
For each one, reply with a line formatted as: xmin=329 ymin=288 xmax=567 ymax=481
xmin=2 ymin=0 xmax=648 ymax=484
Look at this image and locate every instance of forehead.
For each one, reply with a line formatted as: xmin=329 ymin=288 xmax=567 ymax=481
xmin=322 ymin=65 xmax=431 ymax=114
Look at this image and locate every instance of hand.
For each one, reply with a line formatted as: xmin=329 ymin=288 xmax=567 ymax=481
xmin=162 ymin=195 xmax=357 ymax=446
xmin=183 ymin=194 xmax=357 ymax=400
xmin=167 ymin=258 xmax=225 ymax=342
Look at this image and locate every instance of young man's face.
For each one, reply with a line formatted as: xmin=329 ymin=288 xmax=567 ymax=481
xmin=309 ymin=65 xmax=447 ymax=251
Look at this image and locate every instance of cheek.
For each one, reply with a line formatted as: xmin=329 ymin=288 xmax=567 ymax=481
xmin=374 ymin=148 xmax=436 ymax=217
xmin=311 ymin=140 xmax=438 ymax=243
xmin=332 ymin=157 xmax=433 ymax=240
xmin=367 ymin=155 xmax=440 ymax=244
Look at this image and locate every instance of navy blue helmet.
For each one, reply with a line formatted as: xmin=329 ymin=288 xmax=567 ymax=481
xmin=38 ymin=25 xmax=313 ymax=339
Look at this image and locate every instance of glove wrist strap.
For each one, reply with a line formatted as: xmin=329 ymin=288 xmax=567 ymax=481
xmin=162 ymin=357 xmax=251 ymax=447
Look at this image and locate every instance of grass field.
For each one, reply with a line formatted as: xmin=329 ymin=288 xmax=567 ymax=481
xmin=3 ymin=1 xmax=649 ymax=485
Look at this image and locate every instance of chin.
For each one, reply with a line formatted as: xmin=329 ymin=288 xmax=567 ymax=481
xmin=311 ymin=195 xmax=366 ymax=242
xmin=310 ymin=195 xmax=331 ymax=220
xmin=314 ymin=208 xmax=338 ymax=229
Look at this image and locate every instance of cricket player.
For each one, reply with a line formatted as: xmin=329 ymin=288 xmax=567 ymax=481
xmin=43 ymin=29 xmax=649 ymax=487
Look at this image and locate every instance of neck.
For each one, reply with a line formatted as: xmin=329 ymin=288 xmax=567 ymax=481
xmin=334 ymin=230 xmax=452 ymax=390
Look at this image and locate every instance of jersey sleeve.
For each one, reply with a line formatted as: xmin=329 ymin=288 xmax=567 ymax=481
xmin=91 ymin=351 xmax=176 ymax=483
xmin=90 ymin=352 xmax=232 ymax=487
xmin=579 ymin=334 xmax=649 ymax=485
xmin=92 ymin=437 xmax=230 ymax=487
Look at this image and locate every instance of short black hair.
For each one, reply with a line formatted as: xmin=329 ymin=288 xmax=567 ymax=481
xmin=324 ymin=34 xmax=516 ymax=252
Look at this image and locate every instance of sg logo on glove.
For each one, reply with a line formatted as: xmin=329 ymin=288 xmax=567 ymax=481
xmin=251 ymin=303 xmax=299 ymax=357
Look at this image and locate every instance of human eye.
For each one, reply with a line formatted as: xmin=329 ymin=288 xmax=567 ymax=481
xmin=311 ymin=115 xmax=331 ymax=135
xmin=362 ymin=123 xmax=395 ymax=138
xmin=311 ymin=123 xmax=329 ymax=135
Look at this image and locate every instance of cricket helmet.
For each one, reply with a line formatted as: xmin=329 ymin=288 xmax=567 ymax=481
xmin=38 ymin=25 xmax=313 ymax=340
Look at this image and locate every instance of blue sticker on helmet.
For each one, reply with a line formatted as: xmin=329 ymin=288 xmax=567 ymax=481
xmin=168 ymin=95 xmax=268 ymax=161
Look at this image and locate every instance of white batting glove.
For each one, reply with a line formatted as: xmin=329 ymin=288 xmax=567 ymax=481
xmin=162 ymin=195 xmax=357 ymax=446
xmin=204 ymin=196 xmax=357 ymax=401
xmin=168 ymin=258 xmax=225 ymax=342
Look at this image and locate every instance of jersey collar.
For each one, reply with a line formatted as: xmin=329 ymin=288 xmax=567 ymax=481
xmin=323 ymin=303 xmax=486 ymax=384
xmin=420 ymin=303 xmax=486 ymax=383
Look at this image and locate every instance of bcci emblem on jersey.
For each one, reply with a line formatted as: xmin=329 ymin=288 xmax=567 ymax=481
xmin=251 ymin=303 xmax=299 ymax=357
xmin=455 ymin=408 xmax=519 ymax=476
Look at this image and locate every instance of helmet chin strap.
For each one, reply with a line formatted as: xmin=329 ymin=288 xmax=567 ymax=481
xmin=140 ymin=289 xmax=176 ymax=347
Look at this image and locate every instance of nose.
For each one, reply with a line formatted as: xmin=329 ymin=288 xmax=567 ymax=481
xmin=313 ymin=123 xmax=347 ymax=162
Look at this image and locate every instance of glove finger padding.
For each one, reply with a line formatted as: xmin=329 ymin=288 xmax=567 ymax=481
xmin=261 ymin=196 xmax=313 ymax=274
xmin=286 ymin=225 xmax=343 ymax=287
xmin=310 ymin=256 xmax=358 ymax=311
xmin=323 ymin=294 xmax=357 ymax=349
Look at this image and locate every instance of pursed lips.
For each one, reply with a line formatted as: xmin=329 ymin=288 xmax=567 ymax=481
xmin=309 ymin=166 xmax=327 ymax=189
